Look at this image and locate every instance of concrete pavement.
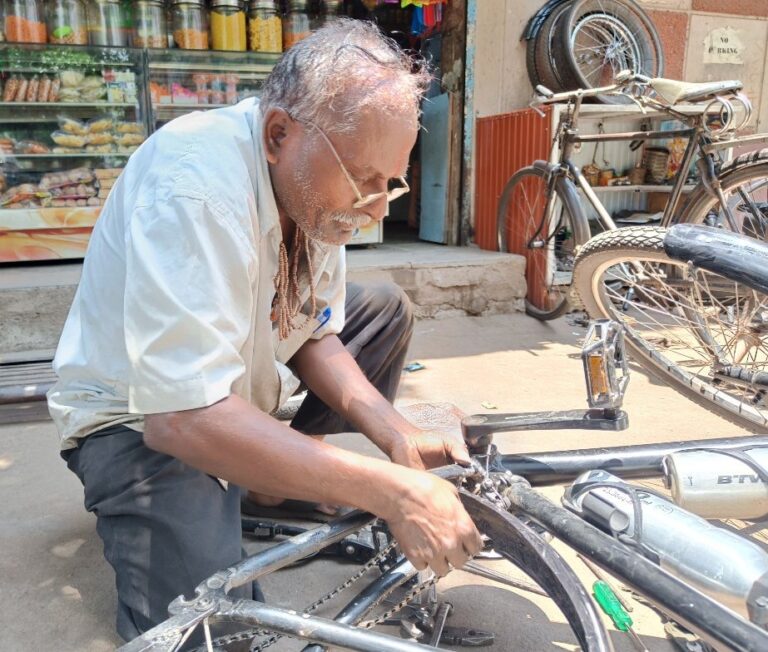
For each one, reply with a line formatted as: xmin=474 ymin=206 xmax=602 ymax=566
xmin=0 ymin=312 xmax=751 ymax=651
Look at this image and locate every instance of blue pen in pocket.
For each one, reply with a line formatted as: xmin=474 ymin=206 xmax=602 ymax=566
xmin=313 ymin=306 xmax=332 ymax=333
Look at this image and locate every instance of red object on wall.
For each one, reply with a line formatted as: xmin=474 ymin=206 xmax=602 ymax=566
xmin=645 ymin=10 xmax=689 ymax=80
xmin=473 ymin=106 xmax=552 ymax=250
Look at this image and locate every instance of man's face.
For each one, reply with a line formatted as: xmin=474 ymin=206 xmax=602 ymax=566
xmin=265 ymin=106 xmax=418 ymax=246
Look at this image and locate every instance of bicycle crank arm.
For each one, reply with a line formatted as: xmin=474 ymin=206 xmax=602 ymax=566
xmin=462 ymin=409 xmax=628 ymax=449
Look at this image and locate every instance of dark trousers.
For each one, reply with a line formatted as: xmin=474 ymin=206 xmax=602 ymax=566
xmin=63 ymin=281 xmax=413 ymax=642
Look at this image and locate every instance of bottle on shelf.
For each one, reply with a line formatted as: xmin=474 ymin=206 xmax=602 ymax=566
xmin=247 ymin=0 xmax=281 ymax=53
xmin=171 ymin=0 xmax=209 ymax=50
xmin=87 ymin=0 xmax=127 ymax=46
xmin=4 ymin=0 xmax=47 ymax=44
xmin=132 ymin=0 xmax=167 ymax=48
xmin=210 ymin=0 xmax=247 ymax=52
xmin=283 ymin=0 xmax=310 ymax=51
xmin=47 ymin=0 xmax=88 ymax=45
xmin=311 ymin=0 xmax=341 ymax=31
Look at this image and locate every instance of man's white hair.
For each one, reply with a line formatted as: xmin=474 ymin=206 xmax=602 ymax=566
xmin=260 ymin=19 xmax=431 ymax=135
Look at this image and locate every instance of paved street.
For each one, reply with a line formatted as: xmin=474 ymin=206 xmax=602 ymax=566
xmin=0 ymin=312 xmax=750 ymax=651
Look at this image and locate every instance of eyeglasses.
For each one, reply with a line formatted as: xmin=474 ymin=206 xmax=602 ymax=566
xmin=304 ymin=120 xmax=410 ymax=209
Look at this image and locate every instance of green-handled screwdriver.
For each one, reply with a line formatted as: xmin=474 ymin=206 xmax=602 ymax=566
xmin=593 ymin=580 xmax=649 ymax=652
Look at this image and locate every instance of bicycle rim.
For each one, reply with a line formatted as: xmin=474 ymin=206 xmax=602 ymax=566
xmin=497 ymin=167 xmax=581 ymax=320
xmin=679 ymin=159 xmax=768 ymax=241
xmin=558 ymin=0 xmax=663 ymax=104
xmin=574 ymin=226 xmax=768 ymax=431
xmin=570 ymin=14 xmax=643 ymax=88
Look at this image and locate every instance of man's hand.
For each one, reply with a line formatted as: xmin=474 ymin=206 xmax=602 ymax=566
xmin=384 ymin=468 xmax=483 ymax=576
xmin=389 ymin=427 xmax=471 ymax=470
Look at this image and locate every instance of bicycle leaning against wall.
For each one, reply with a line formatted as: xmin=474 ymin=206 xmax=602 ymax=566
xmin=497 ymin=69 xmax=768 ymax=321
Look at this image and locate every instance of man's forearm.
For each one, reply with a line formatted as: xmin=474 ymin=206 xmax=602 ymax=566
xmin=291 ymin=335 xmax=418 ymax=455
xmin=144 ymin=394 xmax=412 ymax=518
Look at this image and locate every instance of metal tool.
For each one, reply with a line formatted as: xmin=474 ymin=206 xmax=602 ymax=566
xmin=593 ymin=580 xmax=648 ymax=652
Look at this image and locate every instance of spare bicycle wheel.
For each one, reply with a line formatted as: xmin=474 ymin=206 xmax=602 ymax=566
xmin=573 ymin=226 xmax=768 ymax=432
xmin=555 ymin=0 xmax=663 ymax=104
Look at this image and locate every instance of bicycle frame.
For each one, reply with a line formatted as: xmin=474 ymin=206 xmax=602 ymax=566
xmin=119 ymin=446 xmax=768 ymax=652
xmin=552 ymin=92 xmax=704 ymax=232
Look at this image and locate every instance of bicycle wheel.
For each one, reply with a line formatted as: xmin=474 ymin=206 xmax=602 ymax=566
xmin=497 ymin=165 xmax=590 ymax=321
xmin=573 ymin=225 xmax=768 ymax=432
xmin=526 ymin=1 xmax=571 ymax=94
xmin=678 ymin=150 xmax=768 ymax=240
xmin=555 ymin=0 xmax=663 ymax=104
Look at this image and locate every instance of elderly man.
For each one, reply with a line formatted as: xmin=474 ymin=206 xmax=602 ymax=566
xmin=48 ymin=19 xmax=481 ymax=641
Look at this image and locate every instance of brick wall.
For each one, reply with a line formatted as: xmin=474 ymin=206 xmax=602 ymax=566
xmin=638 ymin=0 xmax=768 ymax=132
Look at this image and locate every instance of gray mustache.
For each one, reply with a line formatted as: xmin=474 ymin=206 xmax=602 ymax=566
xmin=332 ymin=213 xmax=371 ymax=229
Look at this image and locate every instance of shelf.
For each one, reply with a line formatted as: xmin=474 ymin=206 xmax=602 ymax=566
xmin=4 ymin=152 xmax=133 ymax=158
xmin=581 ymin=184 xmax=697 ymax=193
xmin=0 ymin=101 xmax=136 ymax=109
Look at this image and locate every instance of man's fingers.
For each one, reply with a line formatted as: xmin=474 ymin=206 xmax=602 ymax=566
xmin=447 ymin=438 xmax=471 ymax=465
xmin=430 ymin=557 xmax=452 ymax=577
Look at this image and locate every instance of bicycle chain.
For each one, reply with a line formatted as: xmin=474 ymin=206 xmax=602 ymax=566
xmin=193 ymin=476 xmax=501 ymax=651
xmin=191 ymin=537 xmax=415 ymax=652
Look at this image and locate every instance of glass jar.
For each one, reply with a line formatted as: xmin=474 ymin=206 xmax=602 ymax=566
xmin=132 ymin=0 xmax=166 ymax=48
xmin=210 ymin=0 xmax=247 ymax=52
xmin=87 ymin=0 xmax=126 ymax=46
xmin=283 ymin=0 xmax=309 ymax=50
xmin=248 ymin=0 xmax=281 ymax=53
xmin=171 ymin=0 xmax=208 ymax=49
xmin=4 ymin=0 xmax=47 ymax=43
xmin=47 ymin=0 xmax=88 ymax=44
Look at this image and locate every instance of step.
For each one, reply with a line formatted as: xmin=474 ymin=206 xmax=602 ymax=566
xmin=0 ymin=243 xmax=525 ymax=362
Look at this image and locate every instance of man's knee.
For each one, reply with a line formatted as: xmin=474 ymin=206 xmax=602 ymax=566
xmin=347 ymin=281 xmax=413 ymax=336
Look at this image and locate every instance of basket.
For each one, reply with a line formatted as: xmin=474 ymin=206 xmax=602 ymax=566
xmin=643 ymin=147 xmax=670 ymax=184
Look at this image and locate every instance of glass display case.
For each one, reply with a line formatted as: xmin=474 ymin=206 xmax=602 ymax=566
xmin=0 ymin=42 xmax=148 ymax=262
xmin=0 ymin=44 xmax=281 ymax=263
xmin=145 ymin=47 xmax=278 ymax=128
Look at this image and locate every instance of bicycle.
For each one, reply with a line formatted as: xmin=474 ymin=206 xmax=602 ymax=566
xmin=118 ymin=317 xmax=768 ymax=652
xmin=573 ymin=222 xmax=768 ymax=433
xmin=497 ymin=69 xmax=767 ymax=321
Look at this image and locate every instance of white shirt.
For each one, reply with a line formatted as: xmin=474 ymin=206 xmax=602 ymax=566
xmin=48 ymin=98 xmax=346 ymax=451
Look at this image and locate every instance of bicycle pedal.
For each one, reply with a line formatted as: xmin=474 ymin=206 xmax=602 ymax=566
xmin=439 ymin=626 xmax=495 ymax=647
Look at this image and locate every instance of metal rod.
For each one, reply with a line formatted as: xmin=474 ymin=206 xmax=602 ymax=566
xmin=572 ymin=128 xmax=694 ymax=143
xmin=577 ymin=554 xmax=633 ymax=612
xmin=660 ymin=128 xmax=700 ymax=227
xmin=226 ymin=510 xmax=376 ymax=590
xmin=220 ymin=600 xmax=439 ymax=652
xmin=499 ymin=435 xmax=768 ymax=486
xmin=301 ymin=558 xmax=418 ymax=652
xmin=505 ymin=483 xmax=768 ymax=652
xmin=461 ymin=560 xmax=548 ymax=596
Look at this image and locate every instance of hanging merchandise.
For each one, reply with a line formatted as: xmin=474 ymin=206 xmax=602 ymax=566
xmin=171 ymin=0 xmax=209 ymax=49
xmin=403 ymin=0 xmax=446 ymax=37
xmin=4 ymin=0 xmax=47 ymax=43
xmin=47 ymin=0 xmax=89 ymax=45
xmin=132 ymin=0 xmax=167 ymax=48
xmin=211 ymin=0 xmax=247 ymax=51
xmin=248 ymin=0 xmax=281 ymax=53
xmin=87 ymin=0 xmax=127 ymax=46
xmin=283 ymin=0 xmax=310 ymax=50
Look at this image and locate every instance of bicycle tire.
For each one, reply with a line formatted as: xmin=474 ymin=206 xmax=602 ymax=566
xmin=555 ymin=0 xmax=664 ymax=104
xmin=677 ymin=149 xmax=768 ymax=240
xmin=527 ymin=1 xmax=572 ymax=94
xmin=573 ymin=225 xmax=768 ymax=432
xmin=497 ymin=165 xmax=590 ymax=321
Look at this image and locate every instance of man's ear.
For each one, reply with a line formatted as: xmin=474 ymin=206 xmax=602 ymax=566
xmin=263 ymin=108 xmax=293 ymax=165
